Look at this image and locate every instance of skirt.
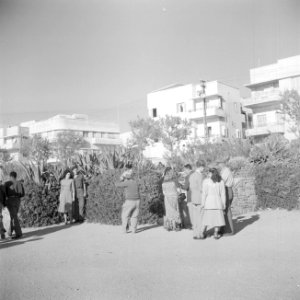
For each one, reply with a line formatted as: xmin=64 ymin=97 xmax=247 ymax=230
xmin=202 ymin=209 xmax=225 ymax=227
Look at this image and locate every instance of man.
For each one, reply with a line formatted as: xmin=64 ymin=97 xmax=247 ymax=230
xmin=116 ymin=165 xmax=140 ymax=234
xmin=181 ymin=160 xmax=206 ymax=239
xmin=179 ymin=164 xmax=193 ymax=229
xmin=73 ymin=167 xmax=87 ymax=222
xmin=5 ymin=171 xmax=25 ymax=239
xmin=0 ymin=171 xmax=6 ymax=240
xmin=216 ymin=157 xmax=235 ymax=235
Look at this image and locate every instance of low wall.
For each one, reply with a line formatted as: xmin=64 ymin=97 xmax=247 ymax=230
xmin=232 ymin=176 xmax=257 ymax=216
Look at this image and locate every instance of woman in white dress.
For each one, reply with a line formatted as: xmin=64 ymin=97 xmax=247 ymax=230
xmin=201 ymin=168 xmax=226 ymax=239
xmin=58 ymin=170 xmax=75 ymax=225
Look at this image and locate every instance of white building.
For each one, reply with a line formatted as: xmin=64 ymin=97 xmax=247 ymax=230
xmin=147 ymin=81 xmax=246 ymax=141
xmin=243 ymin=55 xmax=300 ymax=141
xmin=0 ymin=114 xmax=121 ymax=159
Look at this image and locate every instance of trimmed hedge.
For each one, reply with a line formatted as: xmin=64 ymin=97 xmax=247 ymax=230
xmin=254 ymin=160 xmax=300 ymax=210
xmin=19 ymin=181 xmax=62 ymax=227
xmin=86 ymin=168 xmax=164 ymax=225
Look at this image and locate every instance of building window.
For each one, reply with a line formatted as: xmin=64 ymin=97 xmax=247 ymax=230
xmin=207 ymin=126 xmax=212 ymax=137
xmin=257 ymin=114 xmax=267 ymax=127
xmin=152 ymin=108 xmax=157 ymax=118
xmin=177 ymin=103 xmax=186 ymax=113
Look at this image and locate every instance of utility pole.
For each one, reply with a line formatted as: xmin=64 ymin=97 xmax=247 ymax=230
xmin=199 ymin=80 xmax=208 ymax=143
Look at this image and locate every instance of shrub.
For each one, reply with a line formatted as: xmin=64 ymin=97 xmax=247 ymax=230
xmin=86 ymin=167 xmax=164 ymax=225
xmin=254 ymin=160 xmax=300 ymax=210
xmin=227 ymin=156 xmax=248 ymax=174
xmin=19 ymin=181 xmax=62 ymax=227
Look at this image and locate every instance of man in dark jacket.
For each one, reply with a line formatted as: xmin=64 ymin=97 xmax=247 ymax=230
xmin=0 ymin=181 xmax=6 ymax=239
xmin=5 ymin=171 xmax=25 ymax=239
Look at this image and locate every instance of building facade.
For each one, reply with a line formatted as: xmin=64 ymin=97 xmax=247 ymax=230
xmin=0 ymin=114 xmax=121 ymax=159
xmin=243 ymin=55 xmax=300 ymax=141
xmin=147 ymin=81 xmax=246 ymax=142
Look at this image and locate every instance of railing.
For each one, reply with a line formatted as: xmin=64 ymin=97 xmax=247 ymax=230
xmin=246 ymin=122 xmax=285 ymax=136
xmin=243 ymin=89 xmax=281 ymax=107
xmin=177 ymin=107 xmax=225 ymax=119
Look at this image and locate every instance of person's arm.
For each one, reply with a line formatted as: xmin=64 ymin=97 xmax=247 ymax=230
xmin=220 ymin=181 xmax=226 ymax=210
xmin=71 ymin=180 xmax=75 ymax=202
xmin=82 ymin=177 xmax=87 ymax=197
xmin=201 ymin=180 xmax=208 ymax=207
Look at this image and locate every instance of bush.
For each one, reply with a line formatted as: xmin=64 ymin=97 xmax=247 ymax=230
xmin=86 ymin=167 xmax=164 ymax=225
xmin=254 ymin=160 xmax=300 ymax=210
xmin=19 ymin=181 xmax=62 ymax=227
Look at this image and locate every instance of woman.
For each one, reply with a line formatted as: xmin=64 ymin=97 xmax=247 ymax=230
xmin=58 ymin=170 xmax=75 ymax=225
xmin=162 ymin=167 xmax=181 ymax=231
xmin=201 ymin=168 xmax=226 ymax=239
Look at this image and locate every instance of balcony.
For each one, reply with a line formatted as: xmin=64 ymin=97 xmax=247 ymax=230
xmin=243 ymin=89 xmax=281 ymax=108
xmin=91 ymin=137 xmax=122 ymax=146
xmin=178 ymin=107 xmax=225 ymax=120
xmin=245 ymin=122 xmax=285 ymax=137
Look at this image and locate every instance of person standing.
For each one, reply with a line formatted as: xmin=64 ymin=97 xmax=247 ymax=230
xmin=116 ymin=167 xmax=140 ymax=234
xmin=179 ymin=164 xmax=193 ymax=229
xmin=73 ymin=167 xmax=87 ymax=223
xmin=5 ymin=171 xmax=25 ymax=239
xmin=58 ymin=170 xmax=75 ymax=225
xmin=181 ymin=160 xmax=206 ymax=239
xmin=216 ymin=157 xmax=235 ymax=235
xmin=201 ymin=168 xmax=226 ymax=240
xmin=161 ymin=167 xmax=181 ymax=231
xmin=0 ymin=180 xmax=6 ymax=240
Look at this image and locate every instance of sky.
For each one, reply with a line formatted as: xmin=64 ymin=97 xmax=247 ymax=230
xmin=0 ymin=0 xmax=299 ymax=131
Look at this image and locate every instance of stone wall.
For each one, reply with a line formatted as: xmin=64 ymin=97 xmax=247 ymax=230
xmin=232 ymin=176 xmax=257 ymax=216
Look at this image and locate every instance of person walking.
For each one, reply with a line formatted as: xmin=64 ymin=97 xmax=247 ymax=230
xmin=116 ymin=167 xmax=140 ymax=234
xmin=5 ymin=171 xmax=25 ymax=239
xmin=58 ymin=170 xmax=75 ymax=225
xmin=216 ymin=157 xmax=235 ymax=235
xmin=73 ymin=167 xmax=87 ymax=223
xmin=161 ymin=167 xmax=181 ymax=231
xmin=181 ymin=160 xmax=206 ymax=239
xmin=201 ymin=168 xmax=226 ymax=240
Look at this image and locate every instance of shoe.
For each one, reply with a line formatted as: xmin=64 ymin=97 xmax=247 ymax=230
xmin=1 ymin=233 xmax=5 ymax=240
xmin=11 ymin=234 xmax=23 ymax=240
xmin=213 ymin=233 xmax=221 ymax=240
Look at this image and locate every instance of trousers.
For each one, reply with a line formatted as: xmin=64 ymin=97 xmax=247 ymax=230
xmin=122 ymin=200 xmax=140 ymax=233
xmin=6 ymin=198 xmax=22 ymax=236
xmin=191 ymin=203 xmax=204 ymax=238
xmin=221 ymin=187 xmax=234 ymax=235
xmin=0 ymin=202 xmax=5 ymax=235
xmin=74 ymin=189 xmax=85 ymax=221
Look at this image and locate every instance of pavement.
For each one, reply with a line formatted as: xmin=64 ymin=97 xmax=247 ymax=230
xmin=0 ymin=210 xmax=300 ymax=300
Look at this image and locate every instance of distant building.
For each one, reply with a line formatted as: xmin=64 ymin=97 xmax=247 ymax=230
xmin=147 ymin=81 xmax=246 ymax=142
xmin=243 ymin=55 xmax=300 ymax=141
xmin=0 ymin=114 xmax=121 ymax=159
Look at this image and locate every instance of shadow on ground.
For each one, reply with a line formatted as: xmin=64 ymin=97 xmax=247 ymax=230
xmin=233 ymin=214 xmax=260 ymax=235
xmin=136 ymin=224 xmax=161 ymax=233
xmin=0 ymin=223 xmax=79 ymax=250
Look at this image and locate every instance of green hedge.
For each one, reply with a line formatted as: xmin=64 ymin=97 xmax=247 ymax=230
xmin=19 ymin=181 xmax=62 ymax=227
xmin=254 ymin=160 xmax=300 ymax=210
xmin=86 ymin=168 xmax=164 ymax=225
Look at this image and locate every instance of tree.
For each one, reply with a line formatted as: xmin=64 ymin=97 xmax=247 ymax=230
xmin=158 ymin=116 xmax=192 ymax=152
xmin=21 ymin=135 xmax=52 ymax=166
xmin=281 ymin=90 xmax=300 ymax=137
xmin=52 ymin=131 xmax=89 ymax=165
xmin=129 ymin=115 xmax=192 ymax=153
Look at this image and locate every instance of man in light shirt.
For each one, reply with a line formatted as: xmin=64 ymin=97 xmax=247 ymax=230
xmin=216 ymin=157 xmax=235 ymax=235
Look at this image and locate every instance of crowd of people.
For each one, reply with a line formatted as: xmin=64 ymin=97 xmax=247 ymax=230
xmin=0 ymin=156 xmax=234 ymax=241
xmin=118 ymin=157 xmax=234 ymax=240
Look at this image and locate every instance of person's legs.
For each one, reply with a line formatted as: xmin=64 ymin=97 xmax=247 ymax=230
xmin=78 ymin=195 xmax=85 ymax=221
xmin=193 ymin=205 xmax=203 ymax=238
xmin=214 ymin=226 xmax=221 ymax=239
xmin=130 ymin=201 xmax=140 ymax=234
xmin=0 ymin=203 xmax=5 ymax=239
xmin=9 ymin=199 xmax=22 ymax=237
xmin=187 ymin=202 xmax=193 ymax=227
xmin=122 ymin=200 xmax=134 ymax=233
xmin=226 ymin=206 xmax=234 ymax=235
xmin=63 ymin=213 xmax=68 ymax=224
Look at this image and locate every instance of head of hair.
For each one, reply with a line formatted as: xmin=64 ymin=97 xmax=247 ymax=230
xmin=163 ymin=167 xmax=176 ymax=182
xmin=9 ymin=171 xmax=17 ymax=179
xmin=196 ymin=160 xmax=206 ymax=168
xmin=61 ymin=169 xmax=73 ymax=180
xmin=184 ymin=164 xmax=192 ymax=170
xmin=209 ymin=168 xmax=222 ymax=183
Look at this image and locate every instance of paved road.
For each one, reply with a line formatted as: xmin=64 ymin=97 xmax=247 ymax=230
xmin=0 ymin=210 xmax=300 ymax=300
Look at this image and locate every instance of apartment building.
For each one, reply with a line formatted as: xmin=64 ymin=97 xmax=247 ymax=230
xmin=147 ymin=81 xmax=246 ymax=142
xmin=0 ymin=114 xmax=121 ymax=159
xmin=243 ymin=55 xmax=300 ymax=141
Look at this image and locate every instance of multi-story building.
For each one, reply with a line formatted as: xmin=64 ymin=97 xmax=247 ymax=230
xmin=243 ymin=55 xmax=300 ymax=141
xmin=0 ymin=114 xmax=121 ymax=159
xmin=147 ymin=81 xmax=246 ymax=142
